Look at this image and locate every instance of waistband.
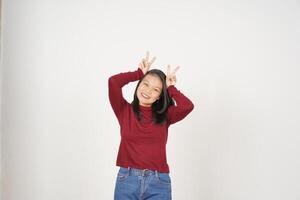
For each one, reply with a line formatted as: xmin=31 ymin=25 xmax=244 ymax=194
xmin=120 ymin=166 xmax=166 ymax=177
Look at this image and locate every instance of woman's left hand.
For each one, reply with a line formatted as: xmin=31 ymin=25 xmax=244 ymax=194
xmin=166 ymin=65 xmax=180 ymax=88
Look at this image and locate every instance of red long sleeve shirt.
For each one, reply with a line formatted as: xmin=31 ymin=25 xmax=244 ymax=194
xmin=108 ymin=68 xmax=194 ymax=173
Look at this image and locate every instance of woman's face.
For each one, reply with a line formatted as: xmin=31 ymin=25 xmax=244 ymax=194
xmin=137 ymin=74 xmax=163 ymax=107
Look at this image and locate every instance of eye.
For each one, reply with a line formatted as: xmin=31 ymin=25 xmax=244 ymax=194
xmin=143 ymin=83 xmax=148 ymax=86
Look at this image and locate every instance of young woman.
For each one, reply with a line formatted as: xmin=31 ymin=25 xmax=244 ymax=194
xmin=108 ymin=52 xmax=194 ymax=200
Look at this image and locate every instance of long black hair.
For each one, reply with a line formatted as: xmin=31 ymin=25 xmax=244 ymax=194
xmin=131 ymin=69 xmax=175 ymax=125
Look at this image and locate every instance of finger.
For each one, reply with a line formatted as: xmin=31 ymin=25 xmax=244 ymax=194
xmin=141 ymin=60 xmax=146 ymax=68
xmin=172 ymin=66 xmax=180 ymax=74
xmin=149 ymin=56 xmax=156 ymax=66
xmin=146 ymin=51 xmax=149 ymax=61
xmin=167 ymin=65 xmax=171 ymax=75
xmin=142 ymin=59 xmax=147 ymax=67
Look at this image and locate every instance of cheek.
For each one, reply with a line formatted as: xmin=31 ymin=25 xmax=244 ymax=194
xmin=137 ymin=86 xmax=142 ymax=93
xmin=154 ymin=92 xmax=161 ymax=99
xmin=138 ymin=85 xmax=144 ymax=91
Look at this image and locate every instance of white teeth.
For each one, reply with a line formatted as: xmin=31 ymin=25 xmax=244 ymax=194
xmin=142 ymin=93 xmax=150 ymax=99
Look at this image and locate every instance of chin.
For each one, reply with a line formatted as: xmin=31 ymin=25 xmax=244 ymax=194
xmin=139 ymin=100 xmax=151 ymax=106
xmin=138 ymin=99 xmax=152 ymax=106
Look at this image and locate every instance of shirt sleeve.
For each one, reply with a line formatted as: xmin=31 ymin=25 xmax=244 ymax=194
xmin=166 ymin=85 xmax=194 ymax=126
xmin=108 ymin=68 xmax=144 ymax=124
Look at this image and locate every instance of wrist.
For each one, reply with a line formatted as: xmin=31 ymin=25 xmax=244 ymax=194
xmin=137 ymin=68 xmax=145 ymax=77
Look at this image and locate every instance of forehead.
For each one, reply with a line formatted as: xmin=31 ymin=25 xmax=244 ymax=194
xmin=143 ymin=74 xmax=163 ymax=88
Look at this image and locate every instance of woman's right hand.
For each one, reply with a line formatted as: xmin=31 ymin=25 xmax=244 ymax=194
xmin=139 ymin=51 xmax=156 ymax=75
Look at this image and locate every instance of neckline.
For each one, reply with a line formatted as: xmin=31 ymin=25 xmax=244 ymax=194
xmin=139 ymin=104 xmax=152 ymax=111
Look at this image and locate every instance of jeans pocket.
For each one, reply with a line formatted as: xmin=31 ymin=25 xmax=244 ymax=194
xmin=117 ymin=167 xmax=129 ymax=182
xmin=156 ymin=173 xmax=171 ymax=185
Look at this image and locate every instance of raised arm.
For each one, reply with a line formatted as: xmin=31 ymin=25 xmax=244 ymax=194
xmin=167 ymin=85 xmax=194 ymax=125
xmin=165 ymin=64 xmax=194 ymax=125
xmin=108 ymin=68 xmax=144 ymax=122
xmin=108 ymin=51 xmax=157 ymax=123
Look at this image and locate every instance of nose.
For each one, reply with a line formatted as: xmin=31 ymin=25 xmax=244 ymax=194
xmin=145 ymin=88 xmax=152 ymax=95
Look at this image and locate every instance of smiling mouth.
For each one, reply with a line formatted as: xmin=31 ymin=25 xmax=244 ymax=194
xmin=141 ymin=92 xmax=150 ymax=99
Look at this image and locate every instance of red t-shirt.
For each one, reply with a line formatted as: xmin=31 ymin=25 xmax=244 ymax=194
xmin=108 ymin=68 xmax=194 ymax=173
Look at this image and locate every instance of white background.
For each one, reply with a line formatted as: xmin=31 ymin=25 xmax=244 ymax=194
xmin=1 ymin=0 xmax=300 ymax=199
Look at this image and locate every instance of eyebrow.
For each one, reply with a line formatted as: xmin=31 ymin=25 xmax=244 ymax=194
xmin=143 ymin=80 xmax=162 ymax=90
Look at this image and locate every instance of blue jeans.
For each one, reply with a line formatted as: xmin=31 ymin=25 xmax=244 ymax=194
xmin=114 ymin=166 xmax=172 ymax=200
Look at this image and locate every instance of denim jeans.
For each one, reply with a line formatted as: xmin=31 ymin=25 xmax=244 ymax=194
xmin=114 ymin=166 xmax=172 ymax=200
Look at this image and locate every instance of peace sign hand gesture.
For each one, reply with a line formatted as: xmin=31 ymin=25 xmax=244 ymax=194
xmin=166 ymin=65 xmax=180 ymax=88
xmin=138 ymin=51 xmax=156 ymax=75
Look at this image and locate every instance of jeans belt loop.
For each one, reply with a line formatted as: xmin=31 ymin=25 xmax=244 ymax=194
xmin=127 ymin=166 xmax=131 ymax=175
xmin=142 ymin=169 xmax=148 ymax=176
